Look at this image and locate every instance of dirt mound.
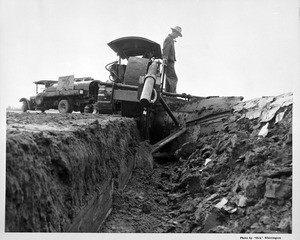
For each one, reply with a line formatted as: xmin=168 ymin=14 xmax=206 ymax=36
xmin=100 ymin=93 xmax=293 ymax=233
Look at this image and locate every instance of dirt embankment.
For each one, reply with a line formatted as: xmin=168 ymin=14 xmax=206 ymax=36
xmin=6 ymin=112 xmax=146 ymax=232
xmin=6 ymin=93 xmax=293 ymax=234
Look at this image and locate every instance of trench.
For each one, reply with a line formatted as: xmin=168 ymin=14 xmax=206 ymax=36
xmin=4 ymin=106 xmax=239 ymax=232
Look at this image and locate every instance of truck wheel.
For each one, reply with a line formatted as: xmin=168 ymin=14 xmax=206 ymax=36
xmin=58 ymin=99 xmax=73 ymax=113
xmin=21 ymin=100 xmax=28 ymax=112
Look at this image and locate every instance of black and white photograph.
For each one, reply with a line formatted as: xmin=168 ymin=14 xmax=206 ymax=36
xmin=0 ymin=0 xmax=299 ymax=239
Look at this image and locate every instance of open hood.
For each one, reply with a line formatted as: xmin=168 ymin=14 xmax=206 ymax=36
xmin=108 ymin=36 xmax=162 ymax=59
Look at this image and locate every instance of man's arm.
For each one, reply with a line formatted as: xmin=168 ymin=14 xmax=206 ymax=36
xmin=162 ymin=37 xmax=172 ymax=61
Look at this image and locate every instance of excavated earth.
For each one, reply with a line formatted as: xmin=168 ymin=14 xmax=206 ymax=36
xmin=6 ymin=112 xmax=143 ymax=232
xmin=5 ymin=93 xmax=293 ymax=234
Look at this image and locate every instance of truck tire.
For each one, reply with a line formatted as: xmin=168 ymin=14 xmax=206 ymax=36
xmin=58 ymin=99 xmax=73 ymax=113
xmin=21 ymin=100 xmax=28 ymax=112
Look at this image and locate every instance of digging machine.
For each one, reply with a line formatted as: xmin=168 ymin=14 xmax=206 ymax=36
xmin=94 ymin=36 xmax=200 ymax=153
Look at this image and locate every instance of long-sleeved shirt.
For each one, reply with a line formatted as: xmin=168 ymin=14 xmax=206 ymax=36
xmin=162 ymin=34 xmax=176 ymax=62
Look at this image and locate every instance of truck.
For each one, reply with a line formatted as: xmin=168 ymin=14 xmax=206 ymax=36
xmin=19 ymin=75 xmax=99 ymax=113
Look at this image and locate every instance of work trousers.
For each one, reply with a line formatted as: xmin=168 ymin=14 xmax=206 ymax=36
xmin=165 ymin=61 xmax=178 ymax=93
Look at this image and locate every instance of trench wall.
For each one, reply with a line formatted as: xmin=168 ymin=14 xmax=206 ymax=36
xmin=6 ymin=115 xmax=142 ymax=232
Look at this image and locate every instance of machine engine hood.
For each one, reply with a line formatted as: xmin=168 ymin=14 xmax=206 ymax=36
xmin=108 ymin=36 xmax=162 ymax=60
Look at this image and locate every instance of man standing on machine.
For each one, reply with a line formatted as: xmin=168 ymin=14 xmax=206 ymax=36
xmin=162 ymin=26 xmax=183 ymax=93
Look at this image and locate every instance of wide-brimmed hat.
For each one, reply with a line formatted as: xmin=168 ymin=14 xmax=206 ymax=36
xmin=171 ymin=26 xmax=182 ymax=37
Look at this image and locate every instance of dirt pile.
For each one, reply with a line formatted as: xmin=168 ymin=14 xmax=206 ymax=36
xmin=100 ymin=93 xmax=293 ymax=233
xmin=5 ymin=112 xmax=145 ymax=232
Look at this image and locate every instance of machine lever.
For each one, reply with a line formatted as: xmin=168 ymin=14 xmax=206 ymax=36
xmin=159 ymin=94 xmax=180 ymax=127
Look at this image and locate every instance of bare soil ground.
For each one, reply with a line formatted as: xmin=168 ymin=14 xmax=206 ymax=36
xmin=6 ymin=112 xmax=140 ymax=232
xmin=100 ymin=101 xmax=292 ymax=233
xmin=6 ymin=93 xmax=293 ymax=233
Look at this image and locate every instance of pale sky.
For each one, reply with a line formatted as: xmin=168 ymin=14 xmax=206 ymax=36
xmin=0 ymin=0 xmax=299 ymax=109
